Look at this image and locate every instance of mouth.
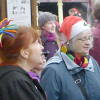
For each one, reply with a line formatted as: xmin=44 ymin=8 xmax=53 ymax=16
xmin=42 ymin=51 xmax=49 ymax=56
xmin=40 ymin=52 xmax=46 ymax=63
xmin=83 ymin=47 xmax=91 ymax=52
xmin=41 ymin=51 xmax=47 ymax=56
xmin=40 ymin=52 xmax=43 ymax=56
xmin=83 ymin=46 xmax=90 ymax=49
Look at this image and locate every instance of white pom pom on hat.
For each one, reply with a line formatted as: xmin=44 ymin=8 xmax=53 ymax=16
xmin=60 ymin=16 xmax=91 ymax=40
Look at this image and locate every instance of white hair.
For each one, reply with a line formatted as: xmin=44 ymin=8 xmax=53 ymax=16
xmin=68 ymin=30 xmax=94 ymax=52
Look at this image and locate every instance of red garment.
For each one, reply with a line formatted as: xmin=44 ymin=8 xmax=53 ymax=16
xmin=74 ymin=56 xmax=88 ymax=68
xmin=90 ymin=22 xmax=100 ymax=66
xmin=60 ymin=16 xmax=82 ymax=40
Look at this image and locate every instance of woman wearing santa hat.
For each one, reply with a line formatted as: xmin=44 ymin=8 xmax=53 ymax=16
xmin=40 ymin=16 xmax=100 ymax=100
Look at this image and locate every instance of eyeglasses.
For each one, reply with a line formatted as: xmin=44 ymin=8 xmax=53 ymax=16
xmin=77 ymin=35 xmax=93 ymax=42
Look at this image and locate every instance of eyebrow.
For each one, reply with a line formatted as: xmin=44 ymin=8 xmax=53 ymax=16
xmin=77 ymin=35 xmax=93 ymax=38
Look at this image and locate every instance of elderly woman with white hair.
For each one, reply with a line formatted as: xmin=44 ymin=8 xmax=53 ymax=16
xmin=40 ymin=16 xmax=100 ymax=100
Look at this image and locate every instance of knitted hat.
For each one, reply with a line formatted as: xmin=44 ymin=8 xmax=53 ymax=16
xmin=60 ymin=16 xmax=91 ymax=40
xmin=38 ymin=12 xmax=56 ymax=28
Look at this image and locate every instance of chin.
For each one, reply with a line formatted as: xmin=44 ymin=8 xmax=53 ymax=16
xmin=82 ymin=52 xmax=89 ymax=56
xmin=85 ymin=50 xmax=89 ymax=54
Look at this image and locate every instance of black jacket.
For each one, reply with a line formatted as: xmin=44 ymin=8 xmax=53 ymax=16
xmin=0 ymin=65 xmax=46 ymax=100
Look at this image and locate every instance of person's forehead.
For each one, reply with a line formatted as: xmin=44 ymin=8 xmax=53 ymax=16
xmin=46 ymin=20 xmax=55 ymax=23
xmin=77 ymin=30 xmax=92 ymax=38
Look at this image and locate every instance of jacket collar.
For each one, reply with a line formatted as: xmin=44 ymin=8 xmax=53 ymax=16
xmin=57 ymin=50 xmax=94 ymax=72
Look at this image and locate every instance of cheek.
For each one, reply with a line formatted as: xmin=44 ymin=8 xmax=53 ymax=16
xmin=43 ymin=25 xmax=51 ymax=30
xmin=72 ymin=42 xmax=82 ymax=52
xmin=47 ymin=26 xmax=53 ymax=31
xmin=29 ymin=48 xmax=39 ymax=61
xmin=76 ymin=43 xmax=82 ymax=49
xmin=29 ymin=53 xmax=40 ymax=67
xmin=31 ymin=51 xmax=40 ymax=60
xmin=90 ymin=41 xmax=93 ymax=48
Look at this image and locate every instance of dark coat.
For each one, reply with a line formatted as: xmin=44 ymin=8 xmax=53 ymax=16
xmin=41 ymin=30 xmax=58 ymax=60
xmin=40 ymin=51 xmax=100 ymax=100
xmin=0 ymin=65 xmax=46 ymax=100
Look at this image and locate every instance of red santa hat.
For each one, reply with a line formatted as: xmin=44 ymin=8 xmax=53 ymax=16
xmin=60 ymin=16 xmax=91 ymax=40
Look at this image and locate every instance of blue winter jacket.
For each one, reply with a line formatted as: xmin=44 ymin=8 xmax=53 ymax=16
xmin=40 ymin=51 xmax=100 ymax=100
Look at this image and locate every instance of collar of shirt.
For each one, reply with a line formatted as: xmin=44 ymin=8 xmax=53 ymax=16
xmin=28 ymin=72 xmax=40 ymax=82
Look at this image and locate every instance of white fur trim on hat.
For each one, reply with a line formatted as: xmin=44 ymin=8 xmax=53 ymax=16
xmin=71 ymin=20 xmax=91 ymax=39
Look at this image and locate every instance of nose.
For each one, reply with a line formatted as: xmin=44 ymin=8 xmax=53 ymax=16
xmin=84 ymin=40 xmax=93 ymax=47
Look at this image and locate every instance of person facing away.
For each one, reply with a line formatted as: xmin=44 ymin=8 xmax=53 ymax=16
xmin=90 ymin=0 xmax=100 ymax=65
xmin=38 ymin=11 xmax=59 ymax=61
xmin=0 ymin=18 xmax=46 ymax=100
xmin=40 ymin=16 xmax=100 ymax=100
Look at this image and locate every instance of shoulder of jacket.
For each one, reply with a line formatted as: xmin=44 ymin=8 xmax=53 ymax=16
xmin=46 ymin=56 xmax=62 ymax=66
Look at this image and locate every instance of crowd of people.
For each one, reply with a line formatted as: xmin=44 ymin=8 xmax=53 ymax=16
xmin=0 ymin=0 xmax=100 ymax=100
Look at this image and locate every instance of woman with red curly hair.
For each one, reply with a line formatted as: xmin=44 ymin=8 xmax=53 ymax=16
xmin=0 ymin=19 xmax=46 ymax=100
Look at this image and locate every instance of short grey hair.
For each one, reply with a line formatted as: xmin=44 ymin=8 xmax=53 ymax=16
xmin=38 ymin=11 xmax=56 ymax=28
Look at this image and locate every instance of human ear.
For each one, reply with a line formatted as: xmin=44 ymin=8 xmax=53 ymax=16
xmin=20 ymin=48 xmax=29 ymax=59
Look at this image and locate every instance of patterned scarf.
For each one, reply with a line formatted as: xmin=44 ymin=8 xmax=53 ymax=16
xmin=61 ymin=46 xmax=89 ymax=68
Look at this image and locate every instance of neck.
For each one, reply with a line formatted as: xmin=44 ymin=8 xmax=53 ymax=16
xmin=75 ymin=52 xmax=88 ymax=57
xmin=31 ymin=68 xmax=42 ymax=77
xmin=17 ymin=60 xmax=32 ymax=72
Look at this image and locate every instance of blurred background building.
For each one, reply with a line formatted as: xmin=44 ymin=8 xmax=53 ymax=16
xmin=0 ymin=0 xmax=93 ymax=27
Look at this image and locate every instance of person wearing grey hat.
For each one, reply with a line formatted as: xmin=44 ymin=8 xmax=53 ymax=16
xmin=38 ymin=11 xmax=59 ymax=61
